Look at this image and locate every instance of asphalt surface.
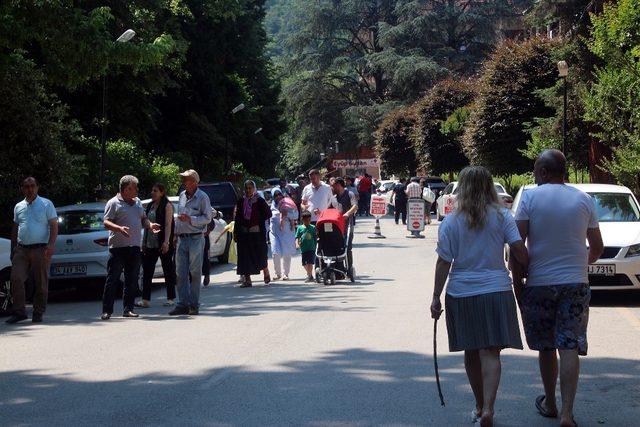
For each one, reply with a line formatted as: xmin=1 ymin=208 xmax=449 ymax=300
xmin=1 ymin=216 xmax=639 ymax=426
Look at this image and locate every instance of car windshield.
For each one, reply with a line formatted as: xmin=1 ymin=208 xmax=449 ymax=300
xmin=200 ymin=185 xmax=237 ymax=206
xmin=58 ymin=211 xmax=105 ymax=234
xmin=382 ymin=182 xmax=395 ymax=191
xmin=589 ymin=193 xmax=640 ymax=222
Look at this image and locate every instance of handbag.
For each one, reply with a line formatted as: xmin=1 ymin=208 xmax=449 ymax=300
xmin=422 ymin=187 xmax=436 ymax=203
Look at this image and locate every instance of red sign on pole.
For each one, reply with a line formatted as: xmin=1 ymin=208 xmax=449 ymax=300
xmin=370 ymin=196 xmax=388 ymax=216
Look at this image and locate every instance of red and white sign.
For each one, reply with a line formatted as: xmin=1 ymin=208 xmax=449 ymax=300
xmin=407 ymin=199 xmax=425 ymax=232
xmin=332 ymin=158 xmax=380 ymax=168
xmin=370 ymin=196 xmax=387 ymax=216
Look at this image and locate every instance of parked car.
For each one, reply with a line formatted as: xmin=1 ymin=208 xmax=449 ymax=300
xmin=142 ymin=196 xmax=231 ymax=264
xmin=511 ymin=183 xmax=640 ymax=291
xmin=0 ymin=238 xmax=12 ymax=314
xmin=184 ymin=182 xmax=240 ymax=222
xmin=436 ymin=181 xmax=512 ymax=221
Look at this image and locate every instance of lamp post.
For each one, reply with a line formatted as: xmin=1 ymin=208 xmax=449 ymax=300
xmin=224 ymin=103 xmax=246 ymax=173
xmin=98 ymin=29 xmax=136 ymax=199
xmin=557 ymin=60 xmax=569 ymax=157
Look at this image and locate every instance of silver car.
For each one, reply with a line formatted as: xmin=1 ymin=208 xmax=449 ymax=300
xmin=50 ymin=199 xmax=231 ymax=285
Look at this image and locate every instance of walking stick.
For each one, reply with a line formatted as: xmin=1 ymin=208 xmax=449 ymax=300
xmin=434 ymin=311 xmax=445 ymax=406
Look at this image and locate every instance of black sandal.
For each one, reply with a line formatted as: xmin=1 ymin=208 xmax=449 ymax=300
xmin=264 ymin=274 xmax=271 ymax=285
xmin=535 ymin=395 xmax=558 ymax=418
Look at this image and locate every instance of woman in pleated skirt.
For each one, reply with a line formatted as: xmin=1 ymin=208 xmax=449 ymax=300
xmin=430 ymin=166 xmax=529 ymax=427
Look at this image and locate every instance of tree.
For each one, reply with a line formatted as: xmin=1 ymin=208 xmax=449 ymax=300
xmin=374 ymin=106 xmax=419 ymax=177
xmin=275 ymin=0 xmax=523 ymax=166
xmin=463 ymin=38 xmax=558 ymax=176
xmin=584 ymin=0 xmax=640 ymax=191
xmin=411 ymin=79 xmax=476 ymax=176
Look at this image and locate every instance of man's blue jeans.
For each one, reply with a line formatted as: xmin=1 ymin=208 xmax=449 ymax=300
xmin=176 ymin=234 xmax=205 ymax=308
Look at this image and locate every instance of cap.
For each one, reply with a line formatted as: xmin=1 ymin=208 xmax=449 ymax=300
xmin=179 ymin=169 xmax=200 ymax=183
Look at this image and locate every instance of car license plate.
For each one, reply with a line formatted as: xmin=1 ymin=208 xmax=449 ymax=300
xmin=588 ymin=264 xmax=615 ymax=276
xmin=51 ymin=264 xmax=87 ymax=276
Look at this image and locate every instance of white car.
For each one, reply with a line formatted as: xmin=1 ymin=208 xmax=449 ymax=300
xmin=50 ymin=199 xmax=231 ymax=286
xmin=0 ymin=238 xmax=12 ymax=313
xmin=511 ymin=183 xmax=640 ymax=291
xmin=436 ymin=181 xmax=513 ymax=221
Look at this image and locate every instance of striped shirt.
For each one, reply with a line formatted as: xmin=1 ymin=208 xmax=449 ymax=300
xmin=406 ymin=182 xmax=422 ymax=198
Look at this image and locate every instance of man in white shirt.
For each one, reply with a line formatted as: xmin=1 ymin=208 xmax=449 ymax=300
xmin=301 ymin=169 xmax=333 ymax=223
xmin=514 ymin=150 xmax=603 ymax=427
xmin=405 ymin=177 xmax=422 ymax=198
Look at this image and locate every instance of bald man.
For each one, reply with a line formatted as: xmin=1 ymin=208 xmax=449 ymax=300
xmin=514 ymin=149 xmax=603 ymax=427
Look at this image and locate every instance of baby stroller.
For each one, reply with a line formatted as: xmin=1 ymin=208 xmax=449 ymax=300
xmin=315 ymin=208 xmax=355 ymax=285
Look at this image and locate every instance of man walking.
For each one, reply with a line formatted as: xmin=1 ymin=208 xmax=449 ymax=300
xmin=391 ymin=178 xmax=408 ymax=225
xmin=514 ymin=150 xmax=603 ymax=427
xmin=301 ymin=169 xmax=332 ymax=224
xmin=170 ymin=170 xmax=212 ymax=316
xmin=405 ymin=177 xmax=423 ymax=237
xmin=330 ymin=178 xmax=358 ymax=268
xmin=101 ymin=175 xmax=160 ymax=320
xmin=7 ymin=177 xmax=58 ymax=324
xmin=356 ymin=173 xmax=373 ymax=216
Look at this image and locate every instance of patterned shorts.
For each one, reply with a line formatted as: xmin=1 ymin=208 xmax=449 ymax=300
xmin=520 ymin=284 xmax=590 ymax=356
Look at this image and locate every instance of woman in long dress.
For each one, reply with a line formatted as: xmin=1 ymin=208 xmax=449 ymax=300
xmin=269 ymin=188 xmax=298 ymax=280
xmin=234 ymin=180 xmax=272 ymax=287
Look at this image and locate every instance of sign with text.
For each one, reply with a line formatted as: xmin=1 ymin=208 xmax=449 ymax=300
xmin=332 ymin=158 xmax=380 ymax=169
xmin=407 ymin=199 xmax=425 ymax=232
xmin=370 ymin=195 xmax=387 ymax=216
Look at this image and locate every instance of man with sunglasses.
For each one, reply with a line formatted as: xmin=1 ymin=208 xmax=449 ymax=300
xmin=7 ymin=177 xmax=58 ymax=324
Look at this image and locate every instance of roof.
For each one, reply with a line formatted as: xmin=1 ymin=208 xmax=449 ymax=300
xmin=519 ymin=183 xmax=633 ymax=194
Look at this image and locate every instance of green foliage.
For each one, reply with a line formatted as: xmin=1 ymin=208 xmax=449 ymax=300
xmin=374 ymin=106 xmax=419 ymax=178
xmin=463 ymin=38 xmax=558 ymax=176
xmin=412 ymin=79 xmax=476 ymax=175
xmin=272 ymin=0 xmax=521 ymax=170
xmin=585 ymin=0 xmax=640 ymax=191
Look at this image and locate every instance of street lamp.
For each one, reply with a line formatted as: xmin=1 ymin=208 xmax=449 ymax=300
xmin=558 ymin=60 xmax=569 ymax=157
xmin=224 ymin=103 xmax=246 ymax=172
xmin=98 ymin=29 xmax=136 ymax=199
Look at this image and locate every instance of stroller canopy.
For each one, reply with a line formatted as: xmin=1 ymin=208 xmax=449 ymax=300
xmin=317 ymin=208 xmax=346 ymax=236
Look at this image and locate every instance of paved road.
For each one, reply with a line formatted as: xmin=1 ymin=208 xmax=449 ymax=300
xmin=1 ymin=217 xmax=639 ymax=426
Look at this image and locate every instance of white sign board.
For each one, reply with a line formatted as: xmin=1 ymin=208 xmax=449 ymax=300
xmin=332 ymin=158 xmax=380 ymax=168
xmin=370 ymin=195 xmax=387 ymax=216
xmin=407 ymin=199 xmax=425 ymax=232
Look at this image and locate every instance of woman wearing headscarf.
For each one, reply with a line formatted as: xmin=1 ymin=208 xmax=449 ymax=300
xmin=430 ymin=166 xmax=528 ymax=427
xmin=269 ymin=188 xmax=298 ymax=280
xmin=234 ymin=180 xmax=272 ymax=287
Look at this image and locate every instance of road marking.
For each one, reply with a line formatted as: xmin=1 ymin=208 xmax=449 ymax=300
xmin=616 ymin=307 xmax=640 ymax=331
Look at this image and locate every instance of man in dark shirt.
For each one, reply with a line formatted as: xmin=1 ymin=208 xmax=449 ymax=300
xmin=391 ymin=178 xmax=408 ymax=225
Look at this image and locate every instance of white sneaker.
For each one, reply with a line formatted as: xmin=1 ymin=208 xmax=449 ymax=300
xmin=282 ymin=275 xmax=289 ymax=281
xmin=163 ymin=299 xmax=175 ymax=307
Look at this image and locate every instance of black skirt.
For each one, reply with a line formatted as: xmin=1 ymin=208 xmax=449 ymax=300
xmin=236 ymin=231 xmax=268 ymax=275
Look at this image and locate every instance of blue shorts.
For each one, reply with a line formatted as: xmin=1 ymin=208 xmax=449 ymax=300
xmin=520 ymin=284 xmax=590 ymax=355
xmin=301 ymin=251 xmax=316 ymax=266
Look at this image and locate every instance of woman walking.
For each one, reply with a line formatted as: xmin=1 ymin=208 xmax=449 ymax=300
xmin=430 ymin=166 xmax=528 ymax=427
xmin=137 ymin=183 xmax=176 ymax=307
xmin=270 ymin=188 xmax=298 ymax=280
xmin=234 ymin=180 xmax=272 ymax=287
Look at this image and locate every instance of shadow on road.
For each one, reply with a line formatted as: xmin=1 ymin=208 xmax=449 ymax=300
xmin=0 ymin=349 xmax=636 ymax=426
xmin=590 ymin=290 xmax=640 ymax=307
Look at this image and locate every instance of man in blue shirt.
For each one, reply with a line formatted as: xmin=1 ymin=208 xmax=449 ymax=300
xmin=170 ymin=169 xmax=212 ymax=316
xmin=7 ymin=177 xmax=58 ymax=324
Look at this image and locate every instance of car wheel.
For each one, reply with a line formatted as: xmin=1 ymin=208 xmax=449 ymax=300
xmin=218 ymin=233 xmax=231 ymax=264
xmin=0 ymin=268 xmax=12 ymax=316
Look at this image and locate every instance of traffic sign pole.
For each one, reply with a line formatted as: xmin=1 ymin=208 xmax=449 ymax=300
xmin=368 ymin=196 xmax=387 ymax=239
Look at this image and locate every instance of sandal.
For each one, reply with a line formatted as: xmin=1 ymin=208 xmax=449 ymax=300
xmin=264 ymin=274 xmax=271 ymax=285
xmin=535 ymin=395 xmax=558 ymax=418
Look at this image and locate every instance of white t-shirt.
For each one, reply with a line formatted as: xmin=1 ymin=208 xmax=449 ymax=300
xmin=301 ymin=182 xmax=333 ymax=221
xmin=437 ymin=207 xmax=522 ymax=298
xmin=515 ymin=184 xmax=599 ymax=286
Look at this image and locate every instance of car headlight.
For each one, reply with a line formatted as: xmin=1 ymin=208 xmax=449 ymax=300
xmin=626 ymin=243 xmax=640 ymax=257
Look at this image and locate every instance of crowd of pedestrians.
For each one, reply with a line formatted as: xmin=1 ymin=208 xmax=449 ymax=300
xmin=4 ymin=150 xmax=603 ymax=427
